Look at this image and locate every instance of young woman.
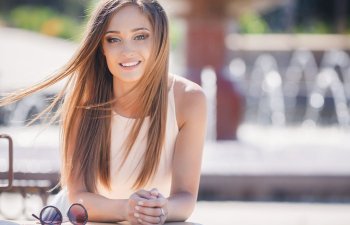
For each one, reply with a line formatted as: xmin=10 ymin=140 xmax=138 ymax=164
xmin=0 ymin=0 xmax=207 ymax=224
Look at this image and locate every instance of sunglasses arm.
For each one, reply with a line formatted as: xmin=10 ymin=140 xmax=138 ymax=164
xmin=32 ymin=214 xmax=42 ymax=224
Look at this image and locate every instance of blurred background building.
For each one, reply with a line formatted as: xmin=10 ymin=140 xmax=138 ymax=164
xmin=0 ymin=0 xmax=350 ymax=223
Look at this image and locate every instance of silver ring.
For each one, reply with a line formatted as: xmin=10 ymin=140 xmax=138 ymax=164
xmin=160 ymin=208 xmax=165 ymax=216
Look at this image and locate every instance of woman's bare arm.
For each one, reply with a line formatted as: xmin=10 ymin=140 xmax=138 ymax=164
xmin=133 ymin=79 xmax=207 ymax=223
xmin=167 ymin=81 xmax=207 ymax=221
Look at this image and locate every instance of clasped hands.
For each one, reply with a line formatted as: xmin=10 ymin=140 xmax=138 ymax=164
xmin=127 ymin=188 xmax=168 ymax=225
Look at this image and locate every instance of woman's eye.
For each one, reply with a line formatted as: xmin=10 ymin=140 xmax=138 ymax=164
xmin=134 ymin=34 xmax=148 ymax=41
xmin=107 ymin=37 xmax=121 ymax=43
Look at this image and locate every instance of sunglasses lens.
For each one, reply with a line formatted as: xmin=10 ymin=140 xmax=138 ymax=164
xmin=41 ymin=206 xmax=62 ymax=225
xmin=68 ymin=204 xmax=88 ymax=225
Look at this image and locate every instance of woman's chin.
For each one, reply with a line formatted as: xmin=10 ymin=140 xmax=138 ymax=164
xmin=113 ymin=74 xmax=143 ymax=83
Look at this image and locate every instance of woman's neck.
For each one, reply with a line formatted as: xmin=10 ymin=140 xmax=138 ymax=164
xmin=112 ymin=77 xmax=141 ymax=117
xmin=113 ymin=78 xmax=137 ymax=98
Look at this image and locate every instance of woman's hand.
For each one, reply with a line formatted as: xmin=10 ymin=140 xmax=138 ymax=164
xmin=127 ymin=190 xmax=152 ymax=225
xmin=132 ymin=188 xmax=168 ymax=225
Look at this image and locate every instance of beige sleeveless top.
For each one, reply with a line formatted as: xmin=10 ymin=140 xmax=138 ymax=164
xmin=97 ymin=78 xmax=179 ymax=199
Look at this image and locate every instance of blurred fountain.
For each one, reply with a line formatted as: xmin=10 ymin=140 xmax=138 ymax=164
xmin=225 ymin=57 xmax=247 ymax=94
xmin=201 ymin=66 xmax=217 ymax=141
xmin=283 ymin=49 xmax=319 ymax=123
xmin=8 ymin=95 xmax=46 ymax=126
xmin=304 ymin=68 xmax=350 ymax=127
xmin=246 ymin=54 xmax=285 ymax=126
xmin=303 ymin=50 xmax=350 ymax=127
xmin=321 ymin=50 xmax=350 ymax=100
xmin=230 ymin=50 xmax=350 ymax=128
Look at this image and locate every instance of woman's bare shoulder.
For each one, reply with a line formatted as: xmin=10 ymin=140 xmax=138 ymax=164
xmin=171 ymin=74 xmax=207 ymax=127
xmin=171 ymin=74 xmax=200 ymax=91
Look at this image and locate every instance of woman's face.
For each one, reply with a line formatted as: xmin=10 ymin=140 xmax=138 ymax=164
xmin=102 ymin=5 xmax=153 ymax=83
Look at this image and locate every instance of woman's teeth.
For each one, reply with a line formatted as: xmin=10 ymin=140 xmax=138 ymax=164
xmin=120 ymin=61 xmax=140 ymax=67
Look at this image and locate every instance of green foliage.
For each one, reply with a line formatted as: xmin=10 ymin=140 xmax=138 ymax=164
xmin=169 ymin=20 xmax=183 ymax=50
xmin=239 ymin=12 xmax=270 ymax=34
xmin=0 ymin=13 xmax=5 ymax=26
xmin=86 ymin=0 xmax=99 ymax=13
xmin=9 ymin=6 xmax=81 ymax=41
xmin=10 ymin=6 xmax=54 ymax=30
xmin=293 ymin=21 xmax=331 ymax=34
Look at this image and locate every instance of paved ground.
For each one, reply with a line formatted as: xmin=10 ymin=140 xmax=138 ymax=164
xmin=189 ymin=201 xmax=350 ymax=225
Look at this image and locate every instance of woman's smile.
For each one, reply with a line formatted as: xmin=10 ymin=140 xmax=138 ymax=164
xmin=119 ymin=61 xmax=142 ymax=71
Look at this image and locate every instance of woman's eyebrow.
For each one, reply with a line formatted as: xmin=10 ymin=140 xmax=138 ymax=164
xmin=105 ymin=27 xmax=150 ymax=34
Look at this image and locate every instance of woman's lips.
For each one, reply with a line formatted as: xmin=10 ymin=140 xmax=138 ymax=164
xmin=119 ymin=61 xmax=141 ymax=71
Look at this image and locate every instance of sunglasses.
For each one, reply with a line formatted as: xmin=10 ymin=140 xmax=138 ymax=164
xmin=32 ymin=203 xmax=88 ymax=225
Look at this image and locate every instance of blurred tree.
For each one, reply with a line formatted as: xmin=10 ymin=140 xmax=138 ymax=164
xmin=335 ymin=0 xmax=348 ymax=33
xmin=239 ymin=12 xmax=270 ymax=34
xmin=0 ymin=0 xmax=98 ymax=40
xmin=293 ymin=0 xmax=349 ymax=33
xmin=238 ymin=0 xmax=350 ymax=34
xmin=0 ymin=0 xmax=88 ymax=20
xmin=9 ymin=6 xmax=81 ymax=40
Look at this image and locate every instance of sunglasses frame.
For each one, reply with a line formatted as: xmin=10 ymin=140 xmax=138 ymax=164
xmin=32 ymin=203 xmax=88 ymax=225
xmin=67 ymin=203 xmax=89 ymax=225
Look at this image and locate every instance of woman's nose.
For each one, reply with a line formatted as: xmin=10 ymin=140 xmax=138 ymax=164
xmin=121 ymin=42 xmax=136 ymax=58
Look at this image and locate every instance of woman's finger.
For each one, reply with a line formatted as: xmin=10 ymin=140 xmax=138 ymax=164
xmin=136 ymin=189 xmax=154 ymax=199
xmin=137 ymin=197 xmax=167 ymax=207
xmin=134 ymin=205 xmax=163 ymax=217
xmin=134 ymin=212 xmax=162 ymax=224
xmin=128 ymin=192 xmax=152 ymax=224
xmin=149 ymin=188 xmax=159 ymax=198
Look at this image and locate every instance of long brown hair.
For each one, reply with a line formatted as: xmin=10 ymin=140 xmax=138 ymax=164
xmin=0 ymin=0 xmax=170 ymax=192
